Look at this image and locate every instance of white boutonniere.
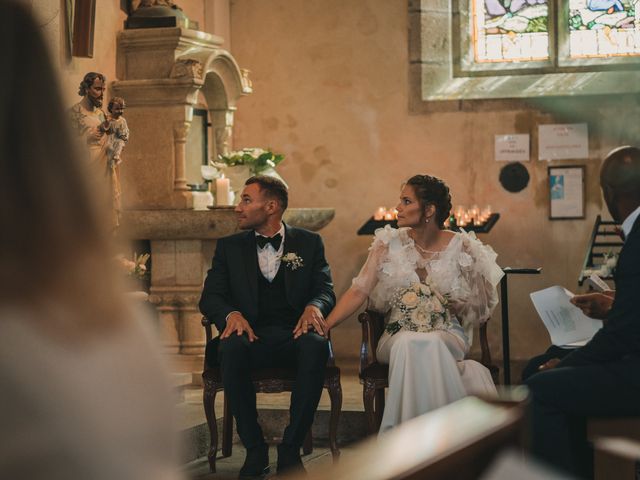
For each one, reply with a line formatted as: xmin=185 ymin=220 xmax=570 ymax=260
xmin=281 ymin=252 xmax=304 ymax=270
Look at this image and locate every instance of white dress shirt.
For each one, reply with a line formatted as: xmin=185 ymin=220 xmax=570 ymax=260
xmin=256 ymin=223 xmax=285 ymax=282
xmin=621 ymin=205 xmax=640 ymax=239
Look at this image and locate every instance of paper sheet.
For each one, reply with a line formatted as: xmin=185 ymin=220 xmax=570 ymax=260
xmin=529 ymin=286 xmax=603 ymax=347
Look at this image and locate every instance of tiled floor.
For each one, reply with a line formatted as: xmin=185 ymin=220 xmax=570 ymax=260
xmin=185 ymin=445 xmax=353 ymax=479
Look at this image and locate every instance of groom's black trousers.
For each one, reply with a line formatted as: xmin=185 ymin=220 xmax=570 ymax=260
xmin=217 ymin=325 xmax=329 ymax=450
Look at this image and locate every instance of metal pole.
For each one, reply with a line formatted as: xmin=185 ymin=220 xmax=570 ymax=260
xmin=500 ymin=275 xmax=511 ymax=385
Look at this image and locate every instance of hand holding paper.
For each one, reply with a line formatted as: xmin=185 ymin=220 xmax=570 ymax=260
xmin=570 ymin=293 xmax=613 ymax=320
xmin=530 ymin=286 xmax=603 ymax=348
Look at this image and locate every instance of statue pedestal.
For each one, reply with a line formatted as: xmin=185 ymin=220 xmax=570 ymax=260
xmin=121 ymin=208 xmax=335 ymax=372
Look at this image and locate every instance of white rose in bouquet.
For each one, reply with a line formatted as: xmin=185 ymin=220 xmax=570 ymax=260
xmin=412 ymin=307 xmax=430 ymax=327
xmin=387 ymin=280 xmax=452 ymax=335
xmin=401 ymin=291 xmax=419 ymax=309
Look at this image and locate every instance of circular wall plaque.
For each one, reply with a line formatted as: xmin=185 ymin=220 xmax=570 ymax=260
xmin=499 ymin=162 xmax=530 ymax=193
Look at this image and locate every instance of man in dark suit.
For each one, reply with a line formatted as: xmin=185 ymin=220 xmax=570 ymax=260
xmin=199 ymin=175 xmax=336 ymax=478
xmin=526 ymin=146 xmax=640 ymax=478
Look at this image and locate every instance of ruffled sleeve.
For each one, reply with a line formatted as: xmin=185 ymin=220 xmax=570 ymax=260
xmin=351 ymin=226 xmax=392 ymax=297
xmin=449 ymin=231 xmax=504 ymax=328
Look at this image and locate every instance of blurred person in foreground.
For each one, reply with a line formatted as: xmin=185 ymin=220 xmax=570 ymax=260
xmin=526 ymin=146 xmax=640 ymax=479
xmin=0 ymin=3 xmax=180 ymax=479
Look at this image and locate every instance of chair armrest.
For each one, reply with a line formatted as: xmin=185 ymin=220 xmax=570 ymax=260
xmin=358 ymin=309 xmax=385 ymax=373
xmin=326 ymin=330 xmax=336 ymax=367
xmin=202 ymin=316 xmax=214 ymax=342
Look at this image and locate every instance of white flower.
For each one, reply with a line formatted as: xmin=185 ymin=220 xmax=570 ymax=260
xmin=422 ymin=299 xmax=434 ymax=313
xmin=412 ymin=308 xmax=430 ymax=327
xmin=432 ymin=299 xmax=444 ymax=313
xmin=401 ymin=291 xmax=419 ymax=308
xmin=458 ymin=251 xmax=473 ymax=269
xmin=281 ymin=252 xmax=304 ymax=270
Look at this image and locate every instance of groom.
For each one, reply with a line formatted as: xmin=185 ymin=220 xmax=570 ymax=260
xmin=199 ymin=175 xmax=336 ymax=478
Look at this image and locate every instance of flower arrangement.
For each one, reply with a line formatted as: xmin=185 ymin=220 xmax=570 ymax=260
xmin=385 ymin=280 xmax=452 ymax=335
xmin=116 ymin=253 xmax=150 ymax=279
xmin=281 ymin=252 xmax=304 ymax=270
xmin=218 ymin=148 xmax=284 ymax=174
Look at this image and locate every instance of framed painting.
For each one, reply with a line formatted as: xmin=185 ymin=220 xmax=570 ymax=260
xmin=548 ymin=165 xmax=586 ymax=220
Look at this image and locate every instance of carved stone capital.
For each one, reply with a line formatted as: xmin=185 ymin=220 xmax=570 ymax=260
xmin=171 ymin=59 xmax=204 ymax=80
xmin=173 ymin=121 xmax=191 ymax=142
xmin=148 ymin=288 xmax=201 ymax=307
xmin=240 ymin=68 xmax=253 ymax=92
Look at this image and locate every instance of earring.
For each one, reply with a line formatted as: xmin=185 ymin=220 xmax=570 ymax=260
xmin=425 ymin=217 xmax=430 ymax=223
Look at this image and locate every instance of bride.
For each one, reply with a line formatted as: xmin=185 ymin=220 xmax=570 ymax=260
xmin=325 ymin=174 xmax=503 ymax=432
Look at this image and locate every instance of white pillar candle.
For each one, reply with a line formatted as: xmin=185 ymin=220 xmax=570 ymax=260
xmin=216 ymin=175 xmax=231 ymax=206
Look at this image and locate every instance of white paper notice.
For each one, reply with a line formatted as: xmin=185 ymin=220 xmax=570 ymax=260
xmin=550 ymin=167 xmax=584 ymax=218
xmin=538 ymin=123 xmax=589 ymax=160
xmin=495 ymin=134 xmax=530 ymax=162
xmin=530 ymin=286 xmax=603 ymax=347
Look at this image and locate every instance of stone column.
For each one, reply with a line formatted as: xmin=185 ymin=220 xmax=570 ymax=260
xmin=172 ymin=121 xmax=191 ymax=192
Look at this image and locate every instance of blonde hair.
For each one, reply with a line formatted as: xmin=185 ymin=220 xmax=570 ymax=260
xmin=0 ymin=3 xmax=126 ymax=338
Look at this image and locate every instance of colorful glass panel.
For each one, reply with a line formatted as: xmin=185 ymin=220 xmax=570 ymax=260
xmin=569 ymin=0 xmax=640 ymax=57
xmin=472 ymin=0 xmax=550 ymax=62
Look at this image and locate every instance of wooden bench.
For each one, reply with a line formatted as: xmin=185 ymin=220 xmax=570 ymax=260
xmin=301 ymin=391 xmax=528 ymax=480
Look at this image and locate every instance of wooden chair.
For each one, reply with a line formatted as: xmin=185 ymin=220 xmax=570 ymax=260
xmin=201 ymin=316 xmax=342 ymax=473
xmin=358 ymin=309 xmax=499 ymax=434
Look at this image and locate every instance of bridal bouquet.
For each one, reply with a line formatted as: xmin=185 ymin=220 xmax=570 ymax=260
xmin=385 ymin=280 xmax=452 ymax=335
xmin=218 ymin=148 xmax=284 ymax=174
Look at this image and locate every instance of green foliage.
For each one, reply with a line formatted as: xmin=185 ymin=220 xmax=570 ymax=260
xmin=524 ymin=16 xmax=548 ymax=33
xmin=218 ymin=148 xmax=284 ymax=173
xmin=569 ymin=14 xmax=583 ymax=30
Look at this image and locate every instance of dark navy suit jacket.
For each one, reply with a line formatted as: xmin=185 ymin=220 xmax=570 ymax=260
xmin=559 ymin=216 xmax=640 ymax=367
xmin=199 ymin=223 xmax=336 ymax=334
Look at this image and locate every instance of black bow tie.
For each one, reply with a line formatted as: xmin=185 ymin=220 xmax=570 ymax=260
xmin=256 ymin=233 xmax=282 ymax=250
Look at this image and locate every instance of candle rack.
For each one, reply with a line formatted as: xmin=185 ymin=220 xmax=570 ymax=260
xmin=357 ymin=213 xmax=500 ymax=235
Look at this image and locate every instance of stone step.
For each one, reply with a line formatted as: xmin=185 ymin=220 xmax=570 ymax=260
xmin=178 ymin=406 xmax=368 ymax=465
xmin=171 ymin=372 xmax=193 ymax=403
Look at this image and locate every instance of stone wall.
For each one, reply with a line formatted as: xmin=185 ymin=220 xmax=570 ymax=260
xmin=227 ymin=0 xmax=639 ymax=365
xmin=26 ymin=0 xmax=640 ymax=369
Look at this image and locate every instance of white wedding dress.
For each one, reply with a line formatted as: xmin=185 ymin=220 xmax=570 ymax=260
xmin=352 ymin=226 xmax=504 ymax=433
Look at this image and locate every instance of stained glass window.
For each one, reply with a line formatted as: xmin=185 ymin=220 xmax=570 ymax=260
xmin=569 ymin=0 xmax=640 ymax=57
xmin=472 ymin=0 xmax=550 ymax=62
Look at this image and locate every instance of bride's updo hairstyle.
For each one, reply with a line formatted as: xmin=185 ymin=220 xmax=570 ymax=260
xmin=406 ymin=175 xmax=452 ymax=229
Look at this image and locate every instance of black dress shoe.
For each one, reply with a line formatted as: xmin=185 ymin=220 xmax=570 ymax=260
xmin=276 ymin=443 xmax=306 ymax=475
xmin=239 ymin=444 xmax=269 ymax=479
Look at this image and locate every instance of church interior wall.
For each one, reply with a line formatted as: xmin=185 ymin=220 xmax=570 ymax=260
xmin=227 ymin=0 xmax=638 ymax=365
xmin=28 ymin=0 xmax=638 ymax=368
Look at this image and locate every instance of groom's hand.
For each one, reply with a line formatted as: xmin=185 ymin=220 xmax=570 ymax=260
xmin=220 ymin=312 xmax=258 ymax=342
xmin=293 ymin=305 xmax=328 ymax=339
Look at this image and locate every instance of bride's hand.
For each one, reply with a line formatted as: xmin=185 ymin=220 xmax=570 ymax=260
xmin=293 ymin=305 xmax=328 ymax=338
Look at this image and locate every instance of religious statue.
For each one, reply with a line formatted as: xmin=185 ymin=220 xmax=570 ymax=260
xmin=69 ymin=72 xmax=126 ymax=229
xmin=104 ymin=97 xmax=129 ymax=168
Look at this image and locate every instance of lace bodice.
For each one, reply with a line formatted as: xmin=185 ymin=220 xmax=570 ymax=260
xmin=353 ymin=226 xmax=504 ymax=341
